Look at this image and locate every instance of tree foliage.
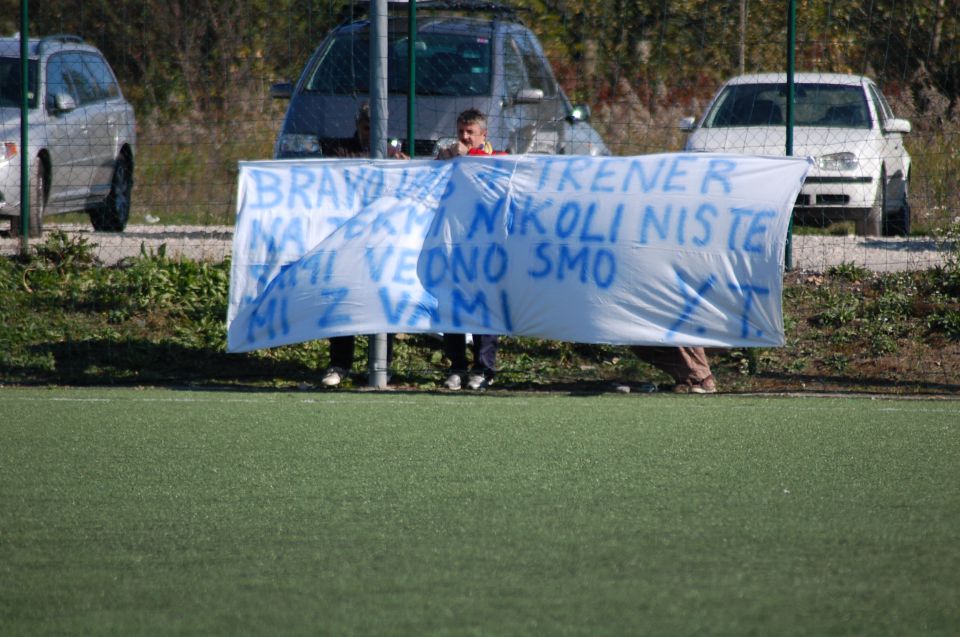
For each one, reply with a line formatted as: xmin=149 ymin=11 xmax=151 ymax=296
xmin=516 ymin=0 xmax=958 ymax=109
xmin=1 ymin=0 xmax=956 ymax=118
xmin=2 ymin=0 xmax=351 ymax=120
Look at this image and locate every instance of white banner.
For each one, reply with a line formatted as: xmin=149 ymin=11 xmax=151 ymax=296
xmin=227 ymin=153 xmax=811 ymax=353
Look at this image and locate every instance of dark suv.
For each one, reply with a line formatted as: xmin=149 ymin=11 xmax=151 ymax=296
xmin=271 ymin=2 xmax=608 ymax=159
xmin=0 ymin=34 xmax=136 ymax=236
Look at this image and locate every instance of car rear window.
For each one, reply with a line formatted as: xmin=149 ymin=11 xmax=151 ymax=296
xmin=305 ymin=31 xmax=492 ymax=97
xmin=705 ymin=83 xmax=871 ymax=129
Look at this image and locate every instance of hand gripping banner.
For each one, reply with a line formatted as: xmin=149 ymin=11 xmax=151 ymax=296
xmin=227 ymin=153 xmax=811 ymax=353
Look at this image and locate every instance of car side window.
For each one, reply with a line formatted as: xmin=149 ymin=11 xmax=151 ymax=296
xmin=0 ymin=59 xmax=38 ymax=108
xmin=60 ymin=53 xmax=99 ymax=105
xmin=503 ymin=36 xmax=526 ymax=97
xmin=45 ymin=54 xmax=77 ymax=110
xmin=83 ymin=52 xmax=121 ymax=100
xmin=517 ymin=32 xmax=556 ymax=97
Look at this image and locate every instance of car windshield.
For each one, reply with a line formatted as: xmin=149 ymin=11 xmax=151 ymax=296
xmin=0 ymin=58 xmax=39 ymax=108
xmin=304 ymin=31 xmax=492 ymax=97
xmin=704 ymin=82 xmax=871 ymax=129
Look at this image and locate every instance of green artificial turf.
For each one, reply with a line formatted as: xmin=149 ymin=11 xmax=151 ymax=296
xmin=1 ymin=388 xmax=958 ymax=636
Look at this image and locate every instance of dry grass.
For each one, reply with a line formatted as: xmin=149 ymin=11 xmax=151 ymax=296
xmin=112 ymin=65 xmax=958 ymax=238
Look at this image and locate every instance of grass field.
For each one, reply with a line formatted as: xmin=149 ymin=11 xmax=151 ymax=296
xmin=2 ymin=387 xmax=958 ymax=636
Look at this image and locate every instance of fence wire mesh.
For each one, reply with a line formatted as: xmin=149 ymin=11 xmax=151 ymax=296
xmin=0 ymin=0 xmax=958 ymax=391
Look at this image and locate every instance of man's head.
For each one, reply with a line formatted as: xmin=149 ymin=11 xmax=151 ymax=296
xmin=456 ymin=108 xmax=487 ymax=149
xmin=356 ymin=102 xmax=371 ymax=146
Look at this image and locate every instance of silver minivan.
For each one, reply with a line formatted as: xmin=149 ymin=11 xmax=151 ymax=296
xmin=0 ymin=34 xmax=136 ymax=236
xmin=271 ymin=8 xmax=608 ymax=160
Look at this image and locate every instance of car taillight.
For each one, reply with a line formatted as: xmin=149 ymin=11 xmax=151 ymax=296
xmin=1 ymin=141 xmax=17 ymax=161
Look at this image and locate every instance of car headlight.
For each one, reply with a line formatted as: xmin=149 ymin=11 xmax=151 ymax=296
xmin=816 ymin=152 xmax=858 ymax=171
xmin=276 ymin=133 xmax=321 ymax=156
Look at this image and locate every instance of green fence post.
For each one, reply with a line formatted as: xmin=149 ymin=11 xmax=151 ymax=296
xmin=407 ymin=0 xmax=416 ymax=158
xmin=753 ymin=0 xmax=798 ymax=378
xmin=785 ymin=0 xmax=796 ymax=271
xmin=19 ymin=0 xmax=29 ymax=251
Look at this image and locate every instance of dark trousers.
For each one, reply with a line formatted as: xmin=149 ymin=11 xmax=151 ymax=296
xmin=443 ymin=333 xmax=498 ymax=376
xmin=329 ymin=334 xmax=394 ymax=370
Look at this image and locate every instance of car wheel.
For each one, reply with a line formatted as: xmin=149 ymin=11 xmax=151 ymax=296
xmin=859 ymin=167 xmax=885 ymax=237
xmin=882 ymin=174 xmax=910 ymax=237
xmin=90 ymin=153 xmax=132 ymax=232
xmin=10 ymin=159 xmax=44 ymax=238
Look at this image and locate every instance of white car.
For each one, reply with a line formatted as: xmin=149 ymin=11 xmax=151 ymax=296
xmin=681 ymin=73 xmax=911 ymax=236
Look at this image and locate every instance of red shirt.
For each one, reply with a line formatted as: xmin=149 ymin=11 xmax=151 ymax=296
xmin=466 ymin=141 xmax=507 ymax=156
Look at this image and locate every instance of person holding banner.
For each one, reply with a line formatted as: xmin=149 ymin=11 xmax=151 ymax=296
xmin=436 ymin=107 xmax=503 ymax=160
xmin=321 ymin=102 xmax=402 ymax=387
xmin=437 ymin=108 xmax=504 ymax=391
xmin=333 ymin=101 xmax=407 ymax=159
xmin=631 ymin=346 xmax=717 ymax=394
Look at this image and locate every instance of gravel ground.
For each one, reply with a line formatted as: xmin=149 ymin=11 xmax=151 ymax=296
xmin=0 ymin=223 xmax=952 ymax=272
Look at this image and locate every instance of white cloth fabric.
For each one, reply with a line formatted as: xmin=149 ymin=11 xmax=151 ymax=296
xmin=227 ymin=153 xmax=811 ymax=353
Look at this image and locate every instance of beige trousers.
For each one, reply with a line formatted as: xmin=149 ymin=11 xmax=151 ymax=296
xmin=631 ymin=346 xmax=713 ymax=384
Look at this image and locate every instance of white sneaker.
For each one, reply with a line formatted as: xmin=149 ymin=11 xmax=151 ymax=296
xmin=467 ymin=374 xmax=488 ymax=390
xmin=443 ymin=373 xmax=462 ymax=390
xmin=321 ymin=368 xmax=344 ymax=387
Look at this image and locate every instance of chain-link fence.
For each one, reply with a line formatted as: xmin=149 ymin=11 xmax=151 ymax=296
xmin=2 ymin=1 xmax=956 ymax=254
xmin=0 ymin=0 xmax=958 ymax=390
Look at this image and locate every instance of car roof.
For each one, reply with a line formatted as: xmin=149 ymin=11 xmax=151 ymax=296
xmin=346 ymin=0 xmax=522 ymax=21
xmin=333 ymin=15 xmax=511 ymax=36
xmin=0 ymin=34 xmax=101 ymax=58
xmin=722 ymin=72 xmax=872 ymax=87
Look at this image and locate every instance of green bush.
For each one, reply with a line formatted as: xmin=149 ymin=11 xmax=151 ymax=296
xmin=1 ymin=230 xmax=958 ymax=392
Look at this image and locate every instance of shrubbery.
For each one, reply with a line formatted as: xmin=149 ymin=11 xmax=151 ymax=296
xmin=2 ymin=230 xmax=957 ymax=392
